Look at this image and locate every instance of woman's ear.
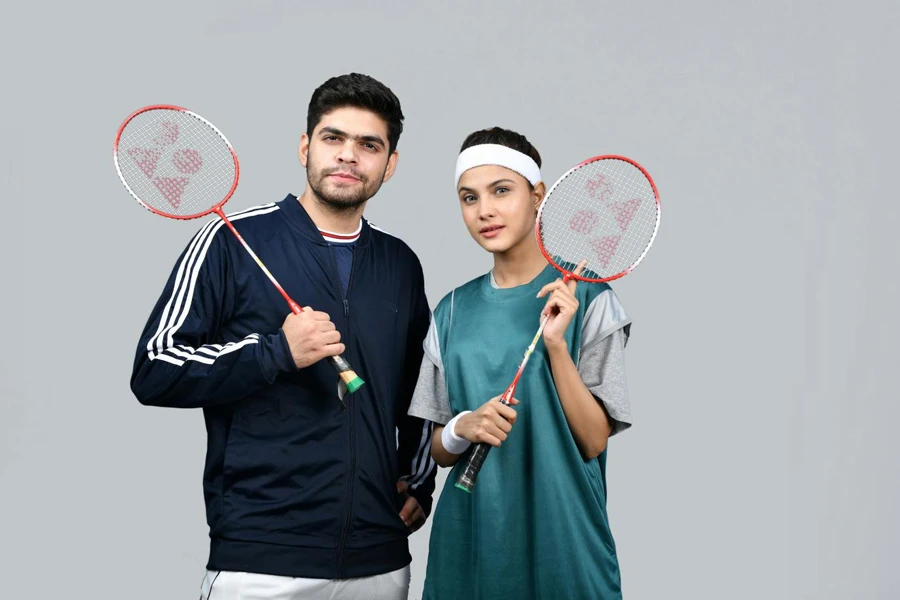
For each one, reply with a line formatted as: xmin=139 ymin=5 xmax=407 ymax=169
xmin=533 ymin=181 xmax=546 ymax=214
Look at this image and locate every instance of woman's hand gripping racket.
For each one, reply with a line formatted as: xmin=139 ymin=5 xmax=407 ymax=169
xmin=114 ymin=105 xmax=365 ymax=402
xmin=454 ymin=155 xmax=661 ymax=493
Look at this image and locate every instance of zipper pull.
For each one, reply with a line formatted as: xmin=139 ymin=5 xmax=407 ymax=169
xmin=343 ymin=298 xmax=349 ymax=317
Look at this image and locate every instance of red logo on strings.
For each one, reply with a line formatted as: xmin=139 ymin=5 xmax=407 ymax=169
xmin=128 ymin=122 xmax=205 ymax=211
xmin=173 ymin=149 xmax=203 ymax=174
xmin=589 ymin=235 xmax=621 ymax=269
xmin=154 ymin=122 xmax=180 ymax=146
xmin=613 ymin=198 xmax=641 ymax=232
xmin=152 ymin=176 xmax=190 ymax=210
xmin=569 ymin=210 xmax=599 ymax=235
xmin=585 ymin=175 xmax=613 ymax=202
xmin=127 ymin=147 xmax=162 ymax=178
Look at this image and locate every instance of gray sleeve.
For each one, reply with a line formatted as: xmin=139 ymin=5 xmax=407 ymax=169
xmin=577 ymin=289 xmax=633 ymax=436
xmin=578 ymin=328 xmax=632 ymax=435
xmin=407 ymin=316 xmax=453 ymax=425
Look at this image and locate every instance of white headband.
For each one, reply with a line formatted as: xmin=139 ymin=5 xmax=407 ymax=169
xmin=454 ymin=144 xmax=542 ymax=188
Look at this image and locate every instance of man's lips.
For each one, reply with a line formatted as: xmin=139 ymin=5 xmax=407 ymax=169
xmin=328 ymin=172 xmax=361 ymax=183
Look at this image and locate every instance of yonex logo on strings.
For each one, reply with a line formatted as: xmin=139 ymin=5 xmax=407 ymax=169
xmin=585 ymin=174 xmax=613 ymax=202
xmin=127 ymin=121 xmax=204 ymax=210
xmin=564 ymin=175 xmax=643 ymax=269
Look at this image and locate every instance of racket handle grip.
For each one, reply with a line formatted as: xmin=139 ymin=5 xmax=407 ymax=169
xmin=454 ymin=442 xmax=492 ymax=493
xmin=328 ymin=355 xmax=365 ymax=394
xmin=454 ymin=389 xmax=514 ymax=493
xmin=289 ymin=302 xmax=365 ymax=396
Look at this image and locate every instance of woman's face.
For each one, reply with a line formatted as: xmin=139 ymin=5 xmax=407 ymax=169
xmin=457 ymin=164 xmax=544 ymax=255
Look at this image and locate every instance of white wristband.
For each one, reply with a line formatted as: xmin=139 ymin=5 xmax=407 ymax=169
xmin=442 ymin=411 xmax=472 ymax=455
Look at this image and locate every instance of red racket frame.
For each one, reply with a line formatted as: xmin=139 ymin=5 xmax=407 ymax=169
xmin=114 ymin=105 xmax=364 ymax=401
xmin=455 ymin=154 xmax=660 ymax=493
xmin=535 ymin=154 xmax=661 ymax=284
xmin=114 ymin=105 xmax=241 ymax=221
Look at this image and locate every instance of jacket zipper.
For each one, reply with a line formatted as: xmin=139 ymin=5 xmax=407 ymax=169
xmin=329 ymin=244 xmax=356 ymax=578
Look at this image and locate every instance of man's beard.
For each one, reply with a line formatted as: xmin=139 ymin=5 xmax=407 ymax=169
xmin=307 ymin=164 xmax=385 ymax=214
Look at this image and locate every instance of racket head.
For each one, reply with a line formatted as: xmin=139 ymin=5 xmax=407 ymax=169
xmin=536 ymin=155 xmax=660 ymax=283
xmin=113 ymin=105 xmax=240 ymax=220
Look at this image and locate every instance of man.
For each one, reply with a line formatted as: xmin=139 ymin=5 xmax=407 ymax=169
xmin=130 ymin=73 xmax=436 ymax=600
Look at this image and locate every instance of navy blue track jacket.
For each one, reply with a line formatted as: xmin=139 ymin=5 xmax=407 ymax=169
xmin=130 ymin=195 xmax=436 ymax=579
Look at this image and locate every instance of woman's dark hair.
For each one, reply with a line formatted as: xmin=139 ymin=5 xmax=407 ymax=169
xmin=459 ymin=127 xmax=542 ymax=169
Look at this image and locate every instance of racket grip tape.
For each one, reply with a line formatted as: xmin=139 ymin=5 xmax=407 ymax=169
xmin=289 ymin=303 xmax=364 ymax=395
xmin=454 ymin=442 xmax=492 ymax=493
xmin=329 ymin=355 xmax=365 ymax=394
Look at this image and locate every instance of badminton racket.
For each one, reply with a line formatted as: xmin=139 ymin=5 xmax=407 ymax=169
xmin=114 ymin=105 xmax=365 ymax=401
xmin=455 ymin=155 xmax=660 ymax=492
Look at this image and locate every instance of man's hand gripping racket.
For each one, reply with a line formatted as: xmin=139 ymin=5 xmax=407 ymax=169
xmin=113 ymin=105 xmax=365 ymax=403
xmin=455 ymin=155 xmax=661 ymax=493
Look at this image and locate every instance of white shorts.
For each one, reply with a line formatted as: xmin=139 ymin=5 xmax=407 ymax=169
xmin=199 ymin=566 xmax=411 ymax=600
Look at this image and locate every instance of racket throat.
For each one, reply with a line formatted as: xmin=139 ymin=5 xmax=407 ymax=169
xmin=500 ymin=383 xmax=516 ymax=405
xmin=501 ymin=314 xmax=548 ymax=404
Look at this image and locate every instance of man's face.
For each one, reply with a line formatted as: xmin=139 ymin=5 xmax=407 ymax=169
xmin=299 ymin=107 xmax=398 ymax=211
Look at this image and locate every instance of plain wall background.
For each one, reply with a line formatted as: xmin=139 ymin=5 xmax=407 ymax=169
xmin=2 ymin=1 xmax=898 ymax=598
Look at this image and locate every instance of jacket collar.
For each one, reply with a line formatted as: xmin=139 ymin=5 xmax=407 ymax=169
xmin=278 ymin=194 xmax=372 ymax=247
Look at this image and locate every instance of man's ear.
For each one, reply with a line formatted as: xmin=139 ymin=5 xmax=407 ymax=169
xmin=298 ymin=133 xmax=310 ymax=168
xmin=382 ymin=150 xmax=399 ymax=183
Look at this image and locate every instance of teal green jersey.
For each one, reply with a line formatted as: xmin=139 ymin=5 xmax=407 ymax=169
xmin=413 ymin=265 xmax=632 ymax=600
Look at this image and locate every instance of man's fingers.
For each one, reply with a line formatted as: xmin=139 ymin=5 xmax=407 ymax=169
xmin=321 ymin=343 xmax=346 ymax=358
xmin=321 ymin=330 xmax=342 ymax=345
xmin=399 ymin=496 xmax=415 ymax=520
xmin=400 ymin=498 xmax=425 ymax=531
xmin=408 ymin=506 xmax=425 ymax=531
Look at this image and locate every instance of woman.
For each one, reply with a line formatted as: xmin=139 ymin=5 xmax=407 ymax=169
xmin=408 ymin=127 xmax=634 ymax=599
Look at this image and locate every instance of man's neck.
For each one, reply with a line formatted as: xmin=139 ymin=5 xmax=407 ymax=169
xmin=297 ymin=187 xmax=365 ymax=234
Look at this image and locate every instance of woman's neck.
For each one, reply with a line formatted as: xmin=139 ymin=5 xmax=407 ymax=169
xmin=491 ymin=234 xmax=547 ymax=288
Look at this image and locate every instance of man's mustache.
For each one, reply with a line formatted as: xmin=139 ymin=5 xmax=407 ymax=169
xmin=322 ymin=167 xmax=367 ymax=182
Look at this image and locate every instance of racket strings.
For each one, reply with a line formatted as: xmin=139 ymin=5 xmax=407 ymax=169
xmin=116 ymin=109 xmax=237 ymax=217
xmin=539 ymin=158 xmax=658 ymax=279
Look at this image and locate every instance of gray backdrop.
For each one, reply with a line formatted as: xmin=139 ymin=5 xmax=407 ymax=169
xmin=2 ymin=1 xmax=898 ymax=598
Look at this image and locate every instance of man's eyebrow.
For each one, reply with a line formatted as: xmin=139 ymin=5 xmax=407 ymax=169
xmin=320 ymin=127 xmax=385 ymax=147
